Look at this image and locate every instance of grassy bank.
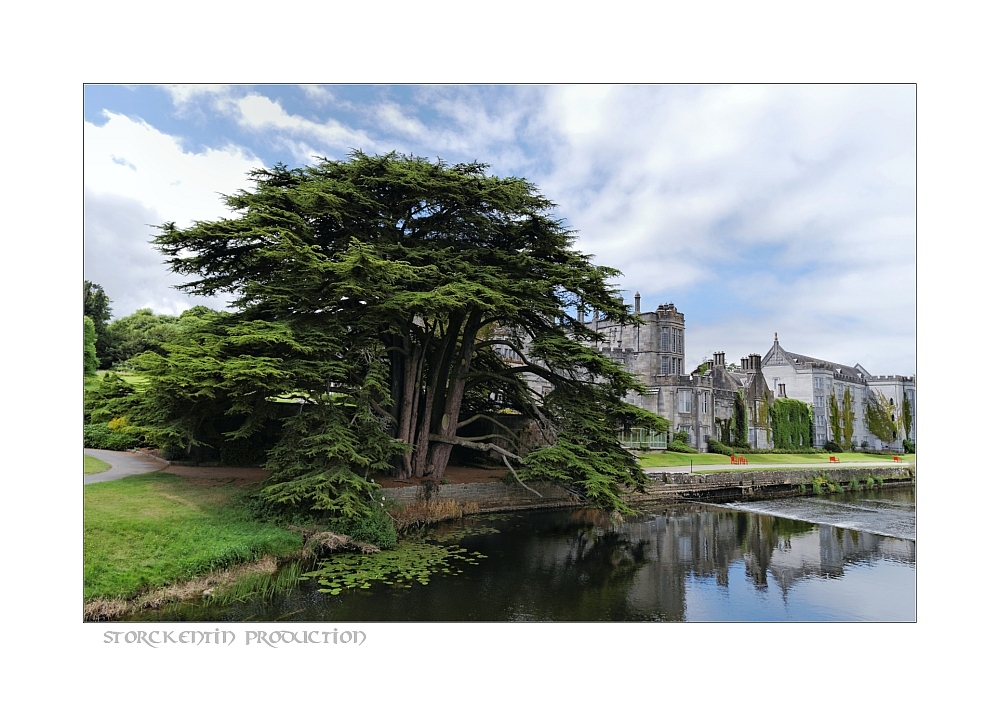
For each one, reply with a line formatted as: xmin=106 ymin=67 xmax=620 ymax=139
xmin=637 ymin=451 xmax=915 ymax=468
xmin=84 ymin=472 xmax=302 ymax=601
xmin=84 ymin=370 xmax=147 ymax=393
xmin=84 ymin=454 xmax=111 ymax=475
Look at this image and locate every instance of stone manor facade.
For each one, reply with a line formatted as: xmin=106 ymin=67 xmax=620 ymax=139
xmin=583 ymin=295 xmax=915 ymax=452
xmin=586 ymin=294 xmax=774 ymax=451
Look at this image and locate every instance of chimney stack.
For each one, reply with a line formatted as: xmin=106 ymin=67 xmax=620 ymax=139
xmin=713 ymin=351 xmax=725 ymax=368
xmin=577 ymin=306 xmax=585 ymax=323
xmin=634 ymin=292 xmax=641 ymax=314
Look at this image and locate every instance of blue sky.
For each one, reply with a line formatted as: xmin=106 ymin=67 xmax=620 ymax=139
xmin=84 ymin=84 xmax=915 ymax=375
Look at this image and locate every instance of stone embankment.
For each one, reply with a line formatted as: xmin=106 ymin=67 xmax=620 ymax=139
xmin=380 ymin=465 xmax=914 ymax=513
xmin=627 ymin=465 xmax=914 ymax=507
xmin=381 ymin=480 xmax=581 ymax=512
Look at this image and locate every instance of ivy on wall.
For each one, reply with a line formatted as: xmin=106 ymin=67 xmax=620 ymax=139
xmin=770 ymin=398 xmax=812 ymax=450
xmin=733 ymin=392 xmax=748 ymax=448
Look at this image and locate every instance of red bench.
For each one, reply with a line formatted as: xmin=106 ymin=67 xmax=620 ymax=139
xmin=730 ymin=455 xmax=749 ymax=465
xmin=829 ymin=456 xmax=840 ymax=463
xmin=893 ymin=456 xmax=901 ymax=462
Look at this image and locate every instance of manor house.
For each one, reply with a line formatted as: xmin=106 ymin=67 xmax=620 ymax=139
xmin=586 ymin=296 xmax=915 ymax=452
xmin=585 ymin=294 xmax=773 ymax=451
xmin=760 ymin=336 xmax=915 ymax=451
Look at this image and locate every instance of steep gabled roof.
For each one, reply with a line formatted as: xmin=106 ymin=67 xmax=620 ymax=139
xmin=762 ymin=337 xmax=867 ymax=381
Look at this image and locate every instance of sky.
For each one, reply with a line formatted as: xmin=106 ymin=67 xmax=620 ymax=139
xmin=84 ymin=84 xmax=916 ymax=375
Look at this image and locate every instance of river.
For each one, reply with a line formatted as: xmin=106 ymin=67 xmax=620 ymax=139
xmin=133 ymin=484 xmax=915 ymax=622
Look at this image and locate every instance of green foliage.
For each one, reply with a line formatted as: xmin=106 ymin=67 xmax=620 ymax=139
xmin=849 ymin=477 xmax=860 ymax=491
xmin=207 ymin=563 xmax=303 ymax=605
xmin=84 ymin=422 xmax=145 ymax=450
xmin=903 ymin=439 xmax=915 ymax=454
xmin=864 ymin=391 xmax=898 ymax=445
xmin=828 ymin=394 xmax=843 ymax=447
xmin=707 ymin=438 xmax=734 ymax=456
xmin=84 ymin=316 xmax=99 ymax=377
xmin=770 ymin=398 xmax=812 ymax=450
xmin=104 ymin=308 xmax=182 ymax=367
xmin=823 ymin=440 xmax=843 ymax=453
xmin=665 ymin=440 xmax=697 ymax=453
xmin=303 ymin=539 xmax=486 ymax=594
xmin=84 ymin=372 xmax=140 ymax=425
xmin=842 ymin=388 xmax=855 ymax=448
xmin=901 ymin=395 xmax=913 ymax=441
xmin=733 ymin=393 xmax=748 ymax=447
xmin=716 ymin=417 xmax=734 ymax=446
xmin=256 ymin=402 xmax=405 ymax=520
xmin=327 ymin=502 xmax=398 ymax=549
xmin=149 ymin=151 xmax=659 ymax=515
xmin=85 ymin=281 xmax=113 ymax=368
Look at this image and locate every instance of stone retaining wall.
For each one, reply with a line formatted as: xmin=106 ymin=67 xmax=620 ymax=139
xmin=381 ymin=480 xmax=580 ymax=512
xmin=380 ymin=465 xmax=914 ymax=513
xmin=630 ymin=465 xmax=914 ymax=505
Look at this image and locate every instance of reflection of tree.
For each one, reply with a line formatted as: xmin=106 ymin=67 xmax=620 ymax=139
xmin=742 ymin=514 xmax=816 ymax=590
xmin=464 ymin=509 xmax=652 ymax=621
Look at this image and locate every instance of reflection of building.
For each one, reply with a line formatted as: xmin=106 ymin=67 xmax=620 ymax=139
xmin=761 ymin=336 xmax=916 ymax=450
xmin=586 ymin=295 xmax=773 ymax=450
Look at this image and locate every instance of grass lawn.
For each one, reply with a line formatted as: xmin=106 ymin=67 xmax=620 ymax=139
xmin=84 ymin=370 xmax=147 ymax=393
xmin=84 ymin=472 xmax=302 ymax=601
xmin=637 ymin=451 xmax=916 ymax=468
xmin=84 ymin=454 xmax=111 ymax=475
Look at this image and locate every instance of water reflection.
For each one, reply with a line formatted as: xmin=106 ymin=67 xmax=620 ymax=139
xmin=135 ymin=486 xmax=914 ymax=622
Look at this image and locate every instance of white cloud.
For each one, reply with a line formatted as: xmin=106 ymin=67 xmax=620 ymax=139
xmin=85 ymin=110 xmax=264 ymax=227
xmin=532 ymin=84 xmax=915 ymax=371
xmin=221 ymin=93 xmax=375 ymax=152
xmin=84 ymin=111 xmax=264 ymax=317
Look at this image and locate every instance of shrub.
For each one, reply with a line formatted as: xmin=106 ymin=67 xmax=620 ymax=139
xmin=823 ymin=440 xmax=843 ymax=453
xmin=328 ymin=503 xmax=397 ymax=549
xmin=673 ymin=430 xmax=690 ymax=445
xmin=666 ymin=440 xmax=697 ymax=453
xmin=903 ymin=439 xmax=915 ymax=454
xmin=83 ymin=423 xmax=144 ymax=451
xmin=707 ymin=439 xmax=734 ymax=456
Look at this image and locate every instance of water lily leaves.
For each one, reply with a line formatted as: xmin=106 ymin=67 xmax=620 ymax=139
xmin=302 ymin=537 xmax=488 ymax=595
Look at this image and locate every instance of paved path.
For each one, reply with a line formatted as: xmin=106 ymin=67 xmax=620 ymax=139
xmin=84 ymin=449 xmax=169 ymax=485
xmin=644 ymin=461 xmax=913 ymax=475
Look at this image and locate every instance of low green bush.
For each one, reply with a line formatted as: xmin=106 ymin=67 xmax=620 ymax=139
xmin=903 ymin=439 xmax=915 ymax=454
xmin=83 ymin=423 xmax=144 ymax=451
xmin=707 ymin=439 xmax=734 ymax=456
xmin=328 ymin=503 xmax=398 ymax=549
xmin=823 ymin=440 xmax=844 ymax=453
xmin=665 ymin=440 xmax=698 ymax=453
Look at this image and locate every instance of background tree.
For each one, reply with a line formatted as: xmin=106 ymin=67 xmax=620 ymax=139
xmin=84 ymin=281 xmax=113 ymax=368
xmin=151 ymin=152 xmax=664 ymax=514
xmin=863 ymin=390 xmax=898 ymax=447
xmin=84 ymin=316 xmax=99 ymax=377
xmin=901 ymin=394 xmax=913 ymax=441
xmin=842 ymin=388 xmax=855 ymax=448
xmin=104 ymin=308 xmax=181 ymax=367
xmin=828 ymin=394 xmax=842 ymax=447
